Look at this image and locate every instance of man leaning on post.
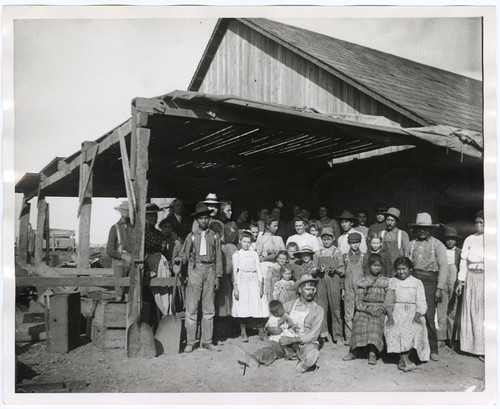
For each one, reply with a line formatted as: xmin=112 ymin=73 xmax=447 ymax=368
xmin=175 ymin=202 xmax=223 ymax=353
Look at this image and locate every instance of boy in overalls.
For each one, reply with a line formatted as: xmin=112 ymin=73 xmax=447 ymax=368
xmin=343 ymin=232 xmax=365 ymax=346
xmin=313 ymin=227 xmax=345 ymax=344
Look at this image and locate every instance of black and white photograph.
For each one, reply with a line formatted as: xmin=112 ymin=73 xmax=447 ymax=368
xmin=3 ymin=4 xmax=496 ymax=405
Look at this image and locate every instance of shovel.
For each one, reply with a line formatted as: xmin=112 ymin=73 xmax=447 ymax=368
xmin=155 ymin=263 xmax=184 ymax=355
xmin=126 ymin=261 xmax=156 ymax=358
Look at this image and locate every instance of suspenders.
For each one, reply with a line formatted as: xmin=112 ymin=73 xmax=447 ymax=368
xmin=409 ymin=237 xmax=437 ymax=271
xmin=380 ymin=229 xmax=402 ymax=249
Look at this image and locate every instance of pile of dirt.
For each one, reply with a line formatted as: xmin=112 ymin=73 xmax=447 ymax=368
xmin=15 ymin=334 xmax=484 ymax=393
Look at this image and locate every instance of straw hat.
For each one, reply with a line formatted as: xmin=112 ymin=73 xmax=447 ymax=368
xmin=114 ymin=200 xmax=129 ymax=213
xmin=384 ymin=207 xmax=401 ymax=221
xmin=294 ymin=274 xmax=319 ymax=292
xmin=443 ymin=227 xmax=462 ymax=240
xmin=191 ymin=202 xmax=212 ymax=217
xmin=408 ymin=212 xmax=439 ymax=227
xmin=295 ymin=245 xmax=314 ymax=256
xmin=202 ymin=193 xmax=220 ymax=205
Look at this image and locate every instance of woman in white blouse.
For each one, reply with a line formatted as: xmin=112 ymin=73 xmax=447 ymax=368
xmin=456 ymin=210 xmax=485 ymax=360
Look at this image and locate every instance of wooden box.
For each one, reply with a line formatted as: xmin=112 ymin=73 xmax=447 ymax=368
xmin=47 ymin=292 xmax=81 ymax=353
xmin=91 ymin=326 xmax=126 ymax=349
xmin=91 ymin=301 xmax=150 ymax=349
xmin=93 ymin=301 xmax=127 ymax=328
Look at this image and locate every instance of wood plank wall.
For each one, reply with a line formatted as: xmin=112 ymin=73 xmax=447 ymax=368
xmin=198 ymin=21 xmax=419 ymax=128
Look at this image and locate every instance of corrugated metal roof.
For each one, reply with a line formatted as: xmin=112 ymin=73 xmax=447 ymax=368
xmin=191 ymin=18 xmax=482 ymax=132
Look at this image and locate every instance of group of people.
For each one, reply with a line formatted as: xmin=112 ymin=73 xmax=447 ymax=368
xmin=106 ymin=194 xmax=485 ymax=373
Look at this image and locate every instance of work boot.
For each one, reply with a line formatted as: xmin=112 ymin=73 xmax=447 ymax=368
xmin=296 ymin=348 xmax=319 ymax=373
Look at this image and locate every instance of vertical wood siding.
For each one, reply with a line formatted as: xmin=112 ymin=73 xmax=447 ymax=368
xmin=198 ymin=21 xmax=419 ymax=128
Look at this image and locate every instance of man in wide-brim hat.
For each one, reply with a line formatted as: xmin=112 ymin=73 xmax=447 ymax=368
xmin=336 ymin=210 xmax=367 ymax=255
xmin=379 ymin=207 xmax=410 ymax=277
xmin=176 ymin=201 xmax=223 ymax=353
xmin=106 ymin=200 xmax=134 ymax=301
xmin=235 ymin=274 xmax=324 ymax=373
xmin=408 ymin=212 xmax=448 ymax=362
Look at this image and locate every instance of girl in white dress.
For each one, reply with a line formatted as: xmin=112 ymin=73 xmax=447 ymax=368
xmin=385 ymin=256 xmax=430 ymax=372
xmin=232 ymin=231 xmax=269 ymax=342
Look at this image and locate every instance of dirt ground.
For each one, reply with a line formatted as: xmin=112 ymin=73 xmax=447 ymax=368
xmin=15 ymin=331 xmax=485 ymax=393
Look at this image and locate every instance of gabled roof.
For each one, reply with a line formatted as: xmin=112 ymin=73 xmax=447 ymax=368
xmin=189 ymin=18 xmax=482 ymax=132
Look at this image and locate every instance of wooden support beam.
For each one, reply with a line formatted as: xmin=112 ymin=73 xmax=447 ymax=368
xmin=18 ymin=196 xmax=31 ymax=265
xmin=47 ymin=267 xmax=114 ymax=276
xmin=34 ymin=197 xmax=47 ymax=266
xmin=16 ymin=276 xmax=176 ymax=287
xmin=45 ymin=202 xmax=51 ymax=255
xmin=77 ymin=142 xmax=96 ymax=270
xmin=127 ymin=124 xmax=150 ymax=354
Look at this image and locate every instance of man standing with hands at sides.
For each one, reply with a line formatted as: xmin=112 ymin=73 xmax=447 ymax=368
xmin=106 ymin=201 xmax=134 ymax=302
xmin=408 ymin=212 xmax=448 ymax=362
xmin=379 ymin=207 xmax=410 ymax=277
xmin=176 ymin=202 xmax=223 ymax=353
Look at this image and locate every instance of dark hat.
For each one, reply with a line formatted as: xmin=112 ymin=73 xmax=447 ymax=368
xmin=145 ymin=203 xmax=161 ymax=213
xmin=443 ymin=227 xmax=462 ymax=240
xmin=191 ymin=202 xmax=212 ymax=218
xmin=294 ymin=274 xmax=319 ymax=292
xmin=337 ymin=210 xmax=357 ymax=221
xmin=408 ymin=212 xmax=439 ymax=227
xmin=384 ymin=207 xmax=401 ymax=221
xmin=347 ymin=232 xmax=362 ymax=243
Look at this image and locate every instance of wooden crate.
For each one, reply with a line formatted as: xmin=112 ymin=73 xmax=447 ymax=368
xmin=91 ymin=301 xmax=150 ymax=349
xmin=91 ymin=325 xmax=126 ymax=349
xmin=47 ymin=292 xmax=81 ymax=353
xmin=93 ymin=301 xmax=127 ymax=328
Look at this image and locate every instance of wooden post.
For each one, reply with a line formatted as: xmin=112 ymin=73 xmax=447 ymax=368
xmin=77 ymin=142 xmax=97 ymax=270
xmin=45 ymin=202 xmax=51 ymax=258
xmin=126 ymin=122 xmax=150 ymax=355
xmin=18 ymin=196 xmax=31 ymax=265
xmin=34 ymin=196 xmax=46 ymax=266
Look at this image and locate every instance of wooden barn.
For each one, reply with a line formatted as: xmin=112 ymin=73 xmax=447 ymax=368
xmin=14 ymin=18 xmax=483 ymax=355
xmin=188 ymin=18 xmax=484 ymax=229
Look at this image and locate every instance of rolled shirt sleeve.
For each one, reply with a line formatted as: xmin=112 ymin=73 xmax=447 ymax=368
xmin=435 ymin=240 xmax=449 ymax=290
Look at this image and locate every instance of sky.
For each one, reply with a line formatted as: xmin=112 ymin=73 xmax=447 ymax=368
xmin=12 ymin=11 xmax=483 ymax=245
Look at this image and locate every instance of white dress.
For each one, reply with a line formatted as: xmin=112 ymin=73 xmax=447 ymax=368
xmin=385 ymin=275 xmax=430 ymax=361
xmin=231 ymin=249 xmax=269 ymax=318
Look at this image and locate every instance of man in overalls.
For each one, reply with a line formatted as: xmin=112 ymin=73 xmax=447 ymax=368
xmin=379 ymin=207 xmax=410 ymax=277
xmin=176 ymin=202 xmax=223 ymax=353
xmin=106 ymin=201 xmax=134 ymax=301
xmin=236 ymin=275 xmax=324 ymax=373
xmin=408 ymin=212 xmax=448 ymax=361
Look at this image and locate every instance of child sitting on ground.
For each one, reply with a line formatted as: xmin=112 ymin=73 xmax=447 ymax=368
xmin=272 ymin=264 xmax=297 ymax=304
xmin=264 ymin=250 xmax=289 ymax=302
xmin=266 ymin=300 xmax=300 ymax=359
xmin=343 ymin=253 xmax=392 ymax=365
